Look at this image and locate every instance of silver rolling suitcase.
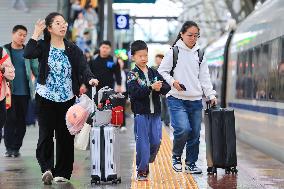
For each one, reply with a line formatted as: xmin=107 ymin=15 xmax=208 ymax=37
xmin=90 ymin=125 xmax=121 ymax=184
xmin=90 ymin=87 xmax=121 ymax=185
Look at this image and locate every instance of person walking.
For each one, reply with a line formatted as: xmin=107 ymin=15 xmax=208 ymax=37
xmin=24 ymin=12 xmax=98 ymax=185
xmin=3 ymin=25 xmax=38 ymax=157
xmin=158 ymin=21 xmax=217 ymax=174
xmin=89 ymin=40 xmax=122 ymax=92
xmin=0 ymin=47 xmax=15 ymax=144
xmin=127 ymin=40 xmax=170 ymax=180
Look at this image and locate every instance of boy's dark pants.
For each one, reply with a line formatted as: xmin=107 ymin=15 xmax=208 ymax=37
xmin=134 ymin=114 xmax=162 ymax=172
xmin=35 ymin=94 xmax=75 ymax=179
xmin=0 ymin=98 xmax=6 ymax=143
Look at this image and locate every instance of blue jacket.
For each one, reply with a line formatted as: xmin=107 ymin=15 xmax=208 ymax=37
xmin=127 ymin=65 xmax=170 ymax=115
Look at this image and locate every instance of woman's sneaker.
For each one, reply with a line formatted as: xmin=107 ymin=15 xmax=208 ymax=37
xmin=54 ymin=176 xmax=69 ymax=183
xmin=42 ymin=170 xmax=53 ymax=185
xmin=172 ymin=156 xmax=182 ymax=172
xmin=185 ymin=163 xmax=202 ymax=174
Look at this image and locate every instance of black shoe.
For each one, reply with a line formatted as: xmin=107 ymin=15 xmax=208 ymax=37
xmin=4 ymin=150 xmax=13 ymax=157
xmin=12 ymin=150 xmax=21 ymax=158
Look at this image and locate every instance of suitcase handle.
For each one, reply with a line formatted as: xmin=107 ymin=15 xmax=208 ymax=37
xmin=206 ymin=100 xmax=217 ymax=110
xmin=91 ymin=86 xmax=97 ymax=119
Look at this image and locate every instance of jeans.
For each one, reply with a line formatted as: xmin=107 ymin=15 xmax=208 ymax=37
xmin=134 ymin=114 xmax=162 ymax=172
xmin=167 ymin=96 xmax=202 ymax=165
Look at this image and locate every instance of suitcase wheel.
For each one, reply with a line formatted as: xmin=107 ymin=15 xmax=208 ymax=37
xmin=111 ymin=177 xmax=121 ymax=184
xmin=231 ymin=167 xmax=238 ymax=174
xmin=225 ymin=168 xmax=231 ymax=174
xmin=91 ymin=179 xmax=100 ymax=185
xmin=207 ymin=167 xmax=217 ymax=175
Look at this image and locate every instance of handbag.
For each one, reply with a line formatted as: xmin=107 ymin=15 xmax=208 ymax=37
xmin=74 ymin=123 xmax=91 ymax=150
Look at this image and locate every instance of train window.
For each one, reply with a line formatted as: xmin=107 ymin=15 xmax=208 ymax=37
xmin=243 ymin=50 xmax=255 ymax=99
xmin=254 ymin=44 xmax=270 ymax=100
xmin=235 ymin=52 xmax=246 ymax=98
xmin=277 ymin=37 xmax=284 ymax=101
xmin=252 ymin=47 xmax=260 ymax=99
xmin=268 ymin=39 xmax=280 ymax=101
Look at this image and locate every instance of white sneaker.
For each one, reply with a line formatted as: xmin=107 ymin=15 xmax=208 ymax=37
xmin=54 ymin=176 xmax=69 ymax=183
xmin=185 ymin=163 xmax=202 ymax=174
xmin=42 ymin=170 xmax=53 ymax=185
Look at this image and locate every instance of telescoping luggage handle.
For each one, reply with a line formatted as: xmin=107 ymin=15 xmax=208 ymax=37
xmin=206 ymin=100 xmax=217 ymax=110
xmin=92 ymin=86 xmax=97 ymax=111
xmin=89 ymin=86 xmax=97 ymax=123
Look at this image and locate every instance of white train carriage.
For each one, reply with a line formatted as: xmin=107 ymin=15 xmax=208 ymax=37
xmin=205 ymin=0 xmax=284 ymax=163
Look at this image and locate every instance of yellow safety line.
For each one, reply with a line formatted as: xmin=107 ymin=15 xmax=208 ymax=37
xmin=131 ymin=127 xmax=199 ymax=189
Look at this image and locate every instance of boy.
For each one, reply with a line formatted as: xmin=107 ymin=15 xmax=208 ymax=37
xmin=127 ymin=40 xmax=170 ymax=181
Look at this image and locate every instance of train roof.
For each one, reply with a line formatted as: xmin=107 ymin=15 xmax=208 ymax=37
xmin=231 ymin=0 xmax=284 ymax=51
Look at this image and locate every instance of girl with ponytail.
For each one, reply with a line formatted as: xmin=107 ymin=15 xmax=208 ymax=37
xmin=158 ymin=21 xmax=217 ymax=174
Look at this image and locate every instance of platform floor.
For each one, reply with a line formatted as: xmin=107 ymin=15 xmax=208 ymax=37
xmin=1 ymin=117 xmax=284 ymax=189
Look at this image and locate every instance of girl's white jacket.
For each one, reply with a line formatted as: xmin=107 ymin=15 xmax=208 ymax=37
xmin=158 ymin=39 xmax=216 ymax=101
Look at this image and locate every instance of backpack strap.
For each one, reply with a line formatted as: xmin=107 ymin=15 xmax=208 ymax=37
xmin=197 ymin=49 xmax=204 ymax=68
xmin=170 ymin=47 xmax=204 ymax=77
xmin=170 ymin=46 xmax=179 ymax=76
xmin=197 ymin=49 xmax=204 ymax=79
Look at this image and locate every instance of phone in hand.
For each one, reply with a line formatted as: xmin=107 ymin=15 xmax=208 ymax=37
xmin=179 ymin=84 xmax=186 ymax=91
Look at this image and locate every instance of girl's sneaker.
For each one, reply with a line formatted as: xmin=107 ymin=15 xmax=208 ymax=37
xmin=185 ymin=163 xmax=202 ymax=174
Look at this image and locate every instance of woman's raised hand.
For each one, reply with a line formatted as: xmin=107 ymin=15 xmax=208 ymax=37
xmin=32 ymin=19 xmax=46 ymax=40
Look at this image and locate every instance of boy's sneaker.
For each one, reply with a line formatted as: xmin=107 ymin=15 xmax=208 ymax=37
xmin=185 ymin=163 xmax=202 ymax=174
xmin=136 ymin=171 xmax=148 ymax=181
xmin=172 ymin=156 xmax=182 ymax=172
xmin=42 ymin=170 xmax=53 ymax=185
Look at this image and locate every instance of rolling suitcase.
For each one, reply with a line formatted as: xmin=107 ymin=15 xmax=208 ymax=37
xmin=90 ymin=125 xmax=121 ymax=184
xmin=204 ymin=102 xmax=238 ymax=175
xmin=89 ymin=87 xmax=121 ymax=185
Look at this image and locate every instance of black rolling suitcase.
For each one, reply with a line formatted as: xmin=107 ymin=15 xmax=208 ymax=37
xmin=204 ymin=102 xmax=238 ymax=175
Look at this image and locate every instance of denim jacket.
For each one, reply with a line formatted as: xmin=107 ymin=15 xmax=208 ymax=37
xmin=127 ymin=65 xmax=170 ymax=115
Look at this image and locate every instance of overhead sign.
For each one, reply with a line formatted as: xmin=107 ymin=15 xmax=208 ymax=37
xmin=115 ymin=14 xmax=129 ymax=30
xmin=113 ymin=0 xmax=156 ymax=3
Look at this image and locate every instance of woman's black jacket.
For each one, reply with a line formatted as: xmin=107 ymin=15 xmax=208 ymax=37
xmin=24 ymin=38 xmax=95 ymax=96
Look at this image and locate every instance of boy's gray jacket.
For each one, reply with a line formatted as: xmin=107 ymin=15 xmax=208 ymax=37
xmin=158 ymin=39 xmax=216 ymax=101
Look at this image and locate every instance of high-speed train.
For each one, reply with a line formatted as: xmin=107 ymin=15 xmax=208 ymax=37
xmin=205 ymin=0 xmax=284 ymax=162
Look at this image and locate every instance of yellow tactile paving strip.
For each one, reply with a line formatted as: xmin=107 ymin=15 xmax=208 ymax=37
xmin=131 ymin=127 xmax=199 ymax=189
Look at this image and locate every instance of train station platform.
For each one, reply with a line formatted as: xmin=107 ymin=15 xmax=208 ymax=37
xmin=1 ymin=117 xmax=284 ymax=189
